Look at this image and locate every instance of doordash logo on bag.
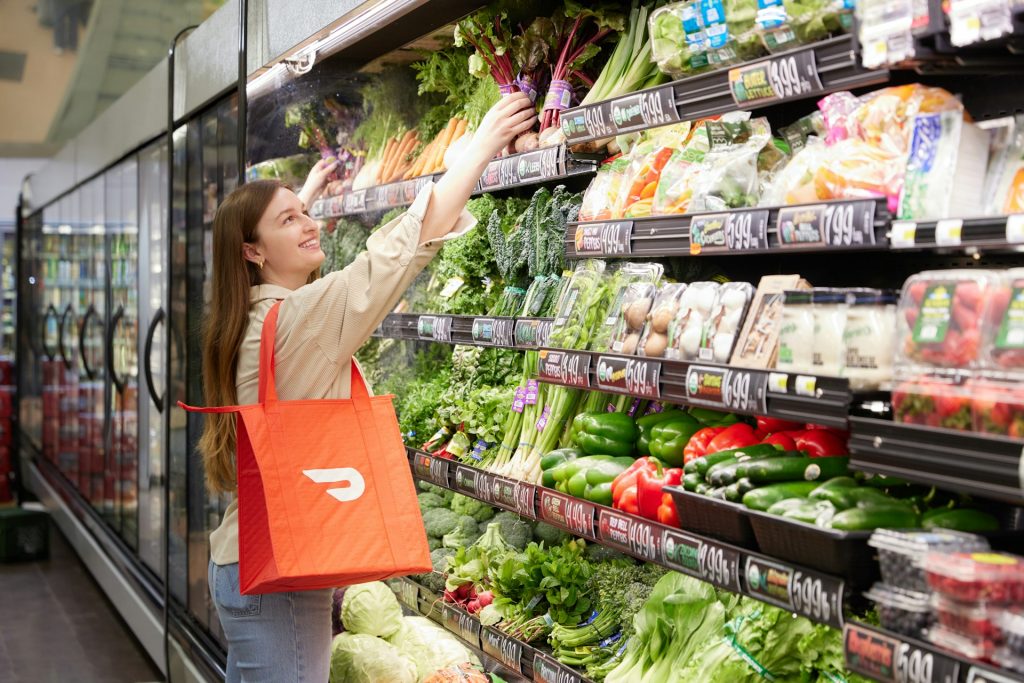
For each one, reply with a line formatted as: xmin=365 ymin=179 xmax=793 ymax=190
xmin=302 ymin=468 xmax=366 ymax=503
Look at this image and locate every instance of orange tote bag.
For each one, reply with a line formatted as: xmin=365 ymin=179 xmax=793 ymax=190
xmin=182 ymin=301 xmax=431 ymax=594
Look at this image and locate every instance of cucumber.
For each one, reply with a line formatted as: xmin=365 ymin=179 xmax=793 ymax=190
xmin=922 ymin=509 xmax=1000 ymax=532
xmin=734 ymin=450 xmax=804 ymax=480
xmin=683 ymin=472 xmax=704 ymax=492
xmin=724 ymin=482 xmax=742 ymax=502
xmin=849 ymin=488 xmax=908 ymax=508
xmin=708 ymin=461 xmax=747 ymax=487
xmin=705 ymin=486 xmax=729 ymax=500
xmin=704 ymin=456 xmax=741 ymax=482
xmin=782 ymin=500 xmax=837 ymax=526
xmin=707 ymin=447 xmax=795 ymax=487
xmin=742 ymin=481 xmax=820 ymax=511
xmin=829 ymin=505 xmax=921 ymax=531
xmin=746 ymin=456 xmax=850 ymax=485
xmin=767 ymin=497 xmax=811 ymax=515
xmin=686 ymin=444 xmax=780 ymax=476
xmin=695 ymin=483 xmax=710 ymax=495
xmin=736 ymin=478 xmax=757 ymax=496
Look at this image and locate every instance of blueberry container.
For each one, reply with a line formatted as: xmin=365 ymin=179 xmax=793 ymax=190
xmin=864 ymin=582 xmax=933 ymax=639
xmin=869 ymin=529 xmax=990 ymax=593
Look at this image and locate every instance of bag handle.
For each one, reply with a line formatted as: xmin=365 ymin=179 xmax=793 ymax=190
xmin=258 ymin=300 xmax=370 ymax=405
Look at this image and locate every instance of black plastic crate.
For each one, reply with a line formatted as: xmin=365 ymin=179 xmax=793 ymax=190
xmin=666 ymin=487 xmax=758 ymax=549
xmin=745 ymin=508 xmax=878 ymax=587
xmin=0 ymin=507 xmax=50 ymax=562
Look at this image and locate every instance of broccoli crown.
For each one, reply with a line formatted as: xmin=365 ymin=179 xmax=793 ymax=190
xmin=419 ymin=547 xmax=456 ymax=594
xmin=418 ymin=492 xmax=446 ymax=512
xmin=492 ymin=511 xmax=534 ymax=550
xmin=428 ymin=537 xmax=442 ymax=551
xmin=533 ymin=521 xmax=571 ymax=547
xmin=418 ymin=481 xmax=455 ymax=506
xmin=422 ymin=507 xmax=460 ymax=538
xmin=450 ymin=493 xmax=497 ymax=522
xmin=585 ymin=542 xmax=628 ymax=563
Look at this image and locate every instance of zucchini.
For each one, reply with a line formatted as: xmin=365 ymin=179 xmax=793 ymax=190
xmin=736 ymin=477 xmax=757 ymax=496
xmin=704 ymin=456 xmax=741 ymax=482
xmin=695 ymin=482 xmax=710 ymax=495
xmin=746 ymin=456 xmax=850 ymax=485
xmin=829 ymin=504 xmax=921 ymax=531
xmin=782 ymin=499 xmax=837 ymax=526
xmin=724 ymin=482 xmax=743 ymax=502
xmin=767 ymin=497 xmax=811 ymax=515
xmin=686 ymin=444 xmax=780 ymax=476
xmin=734 ymin=449 xmax=804 ymax=480
xmin=683 ymin=472 xmax=704 ymax=492
xmin=705 ymin=486 xmax=729 ymax=500
xmin=922 ymin=509 xmax=1000 ymax=532
xmin=742 ymin=481 xmax=820 ymax=511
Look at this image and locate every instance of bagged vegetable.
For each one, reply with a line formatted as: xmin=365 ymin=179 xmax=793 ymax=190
xmin=422 ymin=663 xmax=490 ymax=683
xmin=615 ymin=124 xmax=693 ymax=219
xmin=639 ymin=283 xmax=688 ymax=357
xmin=330 ymin=632 xmax=418 ymax=683
xmin=579 ymin=157 xmax=625 ymax=222
xmin=652 ymin=118 xmax=719 ymax=215
xmin=667 ymin=281 xmax=721 ymax=360
xmin=700 ymin=282 xmax=755 ymax=362
xmin=590 ymin=263 xmax=665 ymax=352
xmin=547 ymin=260 xmax=609 ymax=350
xmin=759 ymin=136 xmax=831 ymax=205
xmin=650 ymin=0 xmax=712 ymax=77
xmin=690 ymin=117 xmax=773 ymax=211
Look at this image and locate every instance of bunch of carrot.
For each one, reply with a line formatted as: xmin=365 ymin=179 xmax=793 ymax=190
xmin=372 ymin=116 xmax=471 ymax=185
xmin=404 ymin=117 xmax=470 ymax=180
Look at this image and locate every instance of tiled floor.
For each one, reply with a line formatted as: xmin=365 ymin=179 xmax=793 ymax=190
xmin=0 ymin=522 xmax=163 ymax=683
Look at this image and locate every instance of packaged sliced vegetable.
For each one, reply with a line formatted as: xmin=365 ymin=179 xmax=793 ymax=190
xmin=850 ymin=84 xmax=964 ymax=159
xmin=611 ymin=282 xmax=661 ymax=355
xmin=615 ymin=124 xmax=693 ymax=220
xmin=690 ymin=117 xmax=773 ymax=212
xmin=699 ymin=281 xmax=755 ymax=362
xmin=716 ymin=0 xmax=767 ymax=64
xmin=548 ymin=261 xmax=608 ymax=351
xmin=652 ymin=120 xmax=719 ymax=216
xmin=650 ymin=0 xmax=711 ymax=77
xmin=778 ymin=111 xmax=826 ymax=152
xmin=590 ymin=263 xmax=665 ymax=352
xmin=667 ymin=281 xmax=721 ymax=360
xmin=638 ymin=283 xmax=688 ymax=358
xmin=987 ymin=118 xmax=1024 ymax=214
xmin=759 ymin=136 xmax=831 ymax=206
xmin=579 ymin=157 xmax=623 ymax=222
xmin=814 ymin=137 xmax=902 ymax=205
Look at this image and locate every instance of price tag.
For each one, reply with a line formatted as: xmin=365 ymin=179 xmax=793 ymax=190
xmin=662 ymin=528 xmax=742 ymax=593
xmin=966 ymin=665 xmax=1021 ymax=683
xmin=342 ymin=190 xmax=367 ymax=214
xmin=795 ymin=375 xmax=818 ymax=397
xmin=949 ymin=0 xmax=1013 ymax=46
xmin=572 ymin=221 xmax=634 ymax=256
xmin=685 ymin=365 xmax=768 ymax=414
xmin=891 ymin=221 xmax=918 ymax=248
xmin=454 ymin=465 xmax=495 ymax=504
xmin=1007 ymin=215 xmax=1024 ymax=244
xmin=936 ymin=218 xmax=964 ymax=247
xmin=538 ymin=489 xmax=596 ymax=540
xmin=690 ymin=213 xmax=730 ymax=254
xmin=395 ymin=579 xmax=419 ymax=610
xmin=778 ymin=201 xmax=877 ymax=248
xmin=845 ymin=623 xmax=961 ymax=683
xmin=472 ymin=317 xmax=516 ymax=347
xmin=594 ymin=356 xmax=662 ymax=400
xmin=767 ymin=372 xmax=789 ymax=394
xmin=417 ymin=315 xmax=453 ymax=343
xmin=481 ymin=627 xmax=523 ymax=674
xmin=487 ymin=146 xmax=564 ymax=189
xmin=725 ymin=210 xmax=771 ymax=251
xmin=597 ymin=509 xmax=663 ymax=563
xmin=537 ymin=350 xmax=592 ymax=389
xmin=490 ymin=476 xmax=538 ymax=519
xmin=514 ymin=318 xmax=554 ymax=348
xmin=608 ymin=86 xmax=680 ymax=134
xmin=729 ymin=49 xmax=823 ymax=105
xmin=561 ymin=101 xmax=614 ymax=142
xmin=441 ymin=603 xmax=482 ymax=648
xmin=533 ymin=652 xmax=583 ymax=683
xmin=412 ymin=452 xmax=451 ymax=487
xmin=745 ymin=556 xmax=844 ymax=629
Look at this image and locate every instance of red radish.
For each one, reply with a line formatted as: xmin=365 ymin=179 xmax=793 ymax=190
xmin=467 ymin=600 xmax=481 ymax=614
xmin=477 ymin=591 xmax=494 ymax=608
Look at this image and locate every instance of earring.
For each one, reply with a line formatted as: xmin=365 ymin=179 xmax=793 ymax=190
xmin=258 ymin=259 xmax=264 ymax=270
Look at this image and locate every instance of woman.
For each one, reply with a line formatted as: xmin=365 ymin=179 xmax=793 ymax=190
xmin=199 ymin=93 xmax=536 ymax=682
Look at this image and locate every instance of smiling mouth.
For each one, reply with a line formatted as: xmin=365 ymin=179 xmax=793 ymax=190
xmin=299 ymin=238 xmax=319 ymax=249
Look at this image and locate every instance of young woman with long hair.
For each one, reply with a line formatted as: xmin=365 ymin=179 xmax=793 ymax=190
xmin=199 ymin=93 xmax=537 ymax=682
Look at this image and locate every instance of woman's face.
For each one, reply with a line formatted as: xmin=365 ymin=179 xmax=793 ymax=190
xmin=248 ymin=187 xmax=323 ymax=287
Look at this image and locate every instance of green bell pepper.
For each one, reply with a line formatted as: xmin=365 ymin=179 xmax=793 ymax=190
xmin=573 ymin=412 xmax=639 ymax=458
xmin=635 ymin=409 xmax=688 ymax=455
xmin=648 ymin=416 xmax=702 ymax=467
xmin=562 ymin=455 xmax=633 ymax=502
xmin=540 ymin=448 xmax=583 ymax=488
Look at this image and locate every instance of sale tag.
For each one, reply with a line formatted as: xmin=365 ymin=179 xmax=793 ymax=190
xmin=1006 ymin=215 xmax=1024 ymax=244
xmin=662 ymin=528 xmax=743 ymax=593
xmin=594 ymin=356 xmax=662 ymax=399
xmin=534 ymin=652 xmax=583 ymax=683
xmin=442 ymin=603 xmax=482 ymax=648
xmin=745 ymin=556 xmax=844 ymax=629
xmin=686 ymin=365 xmax=768 ymax=414
xmin=891 ymin=221 xmax=918 ymax=248
xmin=936 ymin=218 xmax=964 ymax=247
xmin=481 ymin=627 xmax=523 ymax=674
xmin=597 ymin=509 xmax=663 ymax=563
xmin=537 ymin=350 xmax=592 ymax=389
xmin=767 ymin=372 xmax=789 ymax=394
xmin=572 ymin=221 xmax=634 ymax=256
xmin=538 ymin=489 xmax=596 ymax=540
xmin=417 ymin=315 xmax=453 ymax=343
xmin=729 ymin=49 xmax=823 ymax=106
xmin=608 ymin=86 xmax=680 ymax=135
xmin=413 ymin=452 xmax=451 ymax=487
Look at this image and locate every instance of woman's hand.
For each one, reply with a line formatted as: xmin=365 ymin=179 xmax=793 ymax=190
xmin=468 ymin=93 xmax=538 ymax=163
xmin=297 ymin=157 xmax=339 ymax=209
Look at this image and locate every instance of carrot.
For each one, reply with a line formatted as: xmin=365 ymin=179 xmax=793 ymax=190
xmin=640 ymin=180 xmax=658 ymax=200
xmin=428 ymin=118 xmax=460 ymax=173
xmin=384 ymin=132 xmax=410 ymax=183
xmin=406 ymin=138 xmax=434 ymax=179
xmin=376 ymin=137 xmax=397 ymax=184
xmin=388 ymin=131 xmax=418 ymax=182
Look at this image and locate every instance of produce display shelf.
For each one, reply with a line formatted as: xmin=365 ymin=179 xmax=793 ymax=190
xmin=379 ymin=313 xmax=555 ymax=349
xmin=559 ymin=35 xmax=888 ymax=147
xmin=848 ymin=417 xmax=1024 ymax=506
xmin=844 ymin=621 xmax=1024 ymax=683
xmin=310 ymin=146 xmax=599 ymax=220
xmin=408 ymin=449 xmax=848 ymax=630
xmin=889 ymin=214 xmax=1024 ymax=252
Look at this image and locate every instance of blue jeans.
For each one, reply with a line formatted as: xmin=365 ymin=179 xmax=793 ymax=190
xmin=208 ymin=561 xmax=333 ymax=683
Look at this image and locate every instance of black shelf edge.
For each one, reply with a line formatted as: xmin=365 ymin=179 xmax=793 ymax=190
xmin=889 ymin=213 xmax=1024 ymax=252
xmin=311 ymin=146 xmax=598 ymax=220
xmin=408 ymin=449 xmax=846 ymax=630
xmin=844 ymin=621 xmax=1024 ymax=683
xmin=380 ymin=313 xmax=555 ymax=349
xmin=848 ymin=417 xmax=1024 ymax=506
xmin=560 ymin=35 xmax=889 ymax=146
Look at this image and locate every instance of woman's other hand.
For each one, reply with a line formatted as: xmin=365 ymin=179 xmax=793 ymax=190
xmin=297 ymin=157 xmax=339 ymax=208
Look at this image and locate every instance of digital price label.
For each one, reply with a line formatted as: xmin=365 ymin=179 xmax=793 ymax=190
xmin=412 ymin=452 xmax=451 ymax=487
xmin=572 ymin=221 xmax=634 ymax=256
xmin=685 ymin=365 xmax=768 ymax=415
xmin=538 ymin=489 xmax=596 ymax=540
xmin=608 ymin=86 xmax=680 ymax=134
xmin=729 ymin=49 xmax=823 ymax=106
xmin=745 ymin=556 xmax=844 ymax=629
xmin=533 ymin=652 xmax=584 ymax=683
xmin=661 ymin=528 xmax=743 ymax=593
xmin=417 ymin=315 xmax=454 ymax=343
xmin=778 ymin=201 xmax=877 ymax=248
xmin=441 ymin=603 xmax=482 ymax=648
xmin=537 ymin=350 xmax=592 ymax=389
xmin=481 ymin=627 xmax=523 ymax=674
xmin=594 ymin=356 xmax=661 ymax=400
xmin=597 ymin=509 xmax=663 ymax=563
xmin=472 ymin=317 xmax=516 ymax=347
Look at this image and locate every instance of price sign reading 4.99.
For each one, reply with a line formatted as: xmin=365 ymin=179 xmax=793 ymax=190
xmin=661 ymin=529 xmax=742 ymax=593
xmin=597 ymin=509 xmax=662 ymax=563
xmin=539 ymin=489 xmax=596 ymax=540
xmin=573 ymin=221 xmax=634 ymax=256
xmin=729 ymin=49 xmax=823 ymax=106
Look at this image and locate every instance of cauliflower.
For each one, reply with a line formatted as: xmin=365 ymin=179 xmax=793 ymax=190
xmin=491 ymin=511 xmax=533 ymax=550
xmin=422 ymin=508 xmax=460 ymax=538
xmin=450 ymin=494 xmax=496 ymax=522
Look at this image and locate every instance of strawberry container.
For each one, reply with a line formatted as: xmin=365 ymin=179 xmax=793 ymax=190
xmin=896 ymin=270 xmax=999 ymax=370
xmin=932 ymin=593 xmax=1005 ymax=640
xmin=929 ymin=624 xmax=998 ymax=662
xmin=870 ymin=529 xmax=990 ymax=593
xmin=997 ymin=611 xmax=1024 ymax=658
xmin=892 ymin=372 xmax=972 ymax=431
xmin=925 ymin=552 xmax=1024 ymax=603
xmin=969 ymin=377 xmax=1024 ymax=437
xmin=980 ymin=268 xmax=1024 ymax=372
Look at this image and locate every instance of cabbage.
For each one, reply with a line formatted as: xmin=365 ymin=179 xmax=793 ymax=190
xmin=330 ymin=632 xmax=417 ymax=683
xmin=341 ymin=582 xmax=403 ymax=638
xmin=386 ymin=616 xmax=481 ymax=680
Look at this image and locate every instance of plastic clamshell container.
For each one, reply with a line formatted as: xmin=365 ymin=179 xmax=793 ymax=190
xmin=980 ymin=268 xmax=1024 ymax=372
xmin=666 ymin=281 xmax=720 ymax=361
xmin=968 ymin=377 xmax=1024 ymax=436
xmin=994 ymin=646 xmax=1024 ymax=674
xmin=929 ymin=624 xmax=998 ymax=662
xmin=892 ymin=372 xmax=972 ymax=431
xmin=869 ymin=529 xmax=990 ymax=594
xmin=925 ymin=552 xmax=1024 ymax=603
xmin=932 ymin=593 xmax=1006 ymax=639
xmin=864 ymin=582 xmax=933 ymax=638
xmin=698 ymin=282 xmax=754 ymax=364
xmin=895 ymin=269 xmax=999 ymax=370
xmin=638 ymin=283 xmax=687 ymax=358
xmin=996 ymin=610 xmax=1024 ymax=658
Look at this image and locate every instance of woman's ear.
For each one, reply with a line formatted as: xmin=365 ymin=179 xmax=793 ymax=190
xmin=241 ymin=242 xmax=263 ymax=266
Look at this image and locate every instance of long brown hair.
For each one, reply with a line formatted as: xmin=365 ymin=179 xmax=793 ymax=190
xmin=199 ymin=179 xmax=285 ymax=494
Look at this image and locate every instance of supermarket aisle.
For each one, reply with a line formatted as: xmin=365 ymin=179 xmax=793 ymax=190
xmin=0 ymin=521 xmax=163 ymax=683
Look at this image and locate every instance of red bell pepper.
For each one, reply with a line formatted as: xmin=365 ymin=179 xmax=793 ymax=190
xmin=706 ymin=422 xmax=760 ymax=453
xmin=756 ymin=416 xmax=803 ymax=434
xmin=794 ymin=429 xmax=848 ymax=457
xmin=762 ymin=431 xmax=798 ymax=450
xmin=637 ymin=464 xmax=683 ymax=520
xmin=657 ymin=494 xmax=680 ymax=527
xmin=683 ymin=426 xmax=725 ymax=464
xmin=612 ymin=457 xmax=660 ymax=507
xmin=617 ymin=486 xmax=640 ymax=515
